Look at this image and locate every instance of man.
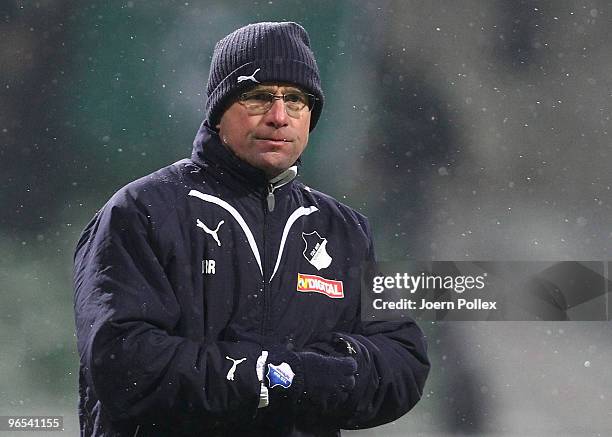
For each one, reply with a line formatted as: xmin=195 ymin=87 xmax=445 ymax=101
xmin=74 ymin=22 xmax=429 ymax=436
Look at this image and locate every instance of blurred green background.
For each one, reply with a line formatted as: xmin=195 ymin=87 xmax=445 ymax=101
xmin=2 ymin=0 xmax=612 ymax=435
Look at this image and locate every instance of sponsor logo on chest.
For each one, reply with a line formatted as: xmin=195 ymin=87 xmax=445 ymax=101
xmin=297 ymin=273 xmax=344 ymax=299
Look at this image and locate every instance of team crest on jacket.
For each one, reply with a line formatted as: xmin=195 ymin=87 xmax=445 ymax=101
xmin=301 ymin=231 xmax=332 ymax=270
xmin=266 ymin=362 xmax=294 ymax=389
xmin=297 ymin=273 xmax=344 ymax=299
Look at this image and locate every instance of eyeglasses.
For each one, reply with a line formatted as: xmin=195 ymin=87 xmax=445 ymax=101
xmin=238 ymin=89 xmax=317 ymax=118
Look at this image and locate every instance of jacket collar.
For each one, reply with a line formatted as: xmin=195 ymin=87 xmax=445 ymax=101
xmin=191 ymin=121 xmax=299 ymax=191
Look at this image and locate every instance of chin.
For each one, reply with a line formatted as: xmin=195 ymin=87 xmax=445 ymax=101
xmin=255 ymin=156 xmax=293 ymax=175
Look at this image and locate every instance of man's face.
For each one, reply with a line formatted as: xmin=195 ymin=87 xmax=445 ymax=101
xmin=216 ymin=83 xmax=312 ymax=178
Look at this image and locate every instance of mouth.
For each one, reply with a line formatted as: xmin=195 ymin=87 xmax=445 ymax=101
xmin=254 ymin=137 xmax=293 ymax=147
xmin=255 ymin=137 xmax=292 ymax=142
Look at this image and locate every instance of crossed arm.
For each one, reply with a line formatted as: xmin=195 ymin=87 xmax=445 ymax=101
xmin=73 ymin=194 xmax=429 ymax=430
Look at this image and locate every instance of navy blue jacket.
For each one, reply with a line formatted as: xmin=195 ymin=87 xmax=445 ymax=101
xmin=73 ymin=123 xmax=429 ymax=436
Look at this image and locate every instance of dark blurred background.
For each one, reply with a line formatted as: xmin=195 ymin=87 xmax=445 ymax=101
xmin=1 ymin=0 xmax=611 ymax=435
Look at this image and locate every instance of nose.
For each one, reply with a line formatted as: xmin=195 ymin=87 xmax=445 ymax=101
xmin=264 ymin=98 xmax=289 ymax=128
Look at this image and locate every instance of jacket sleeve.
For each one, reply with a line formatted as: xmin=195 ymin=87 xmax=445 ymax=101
xmin=73 ymin=188 xmax=262 ymax=426
xmin=305 ymin=218 xmax=430 ymax=429
xmin=335 ymin=319 xmax=429 ymax=429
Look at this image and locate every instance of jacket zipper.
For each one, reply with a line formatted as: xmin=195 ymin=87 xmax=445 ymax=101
xmin=266 ymin=183 xmax=276 ymax=212
xmin=261 ymin=184 xmax=275 ymax=336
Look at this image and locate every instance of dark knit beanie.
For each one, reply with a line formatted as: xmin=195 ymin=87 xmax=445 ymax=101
xmin=205 ymin=22 xmax=324 ymax=131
